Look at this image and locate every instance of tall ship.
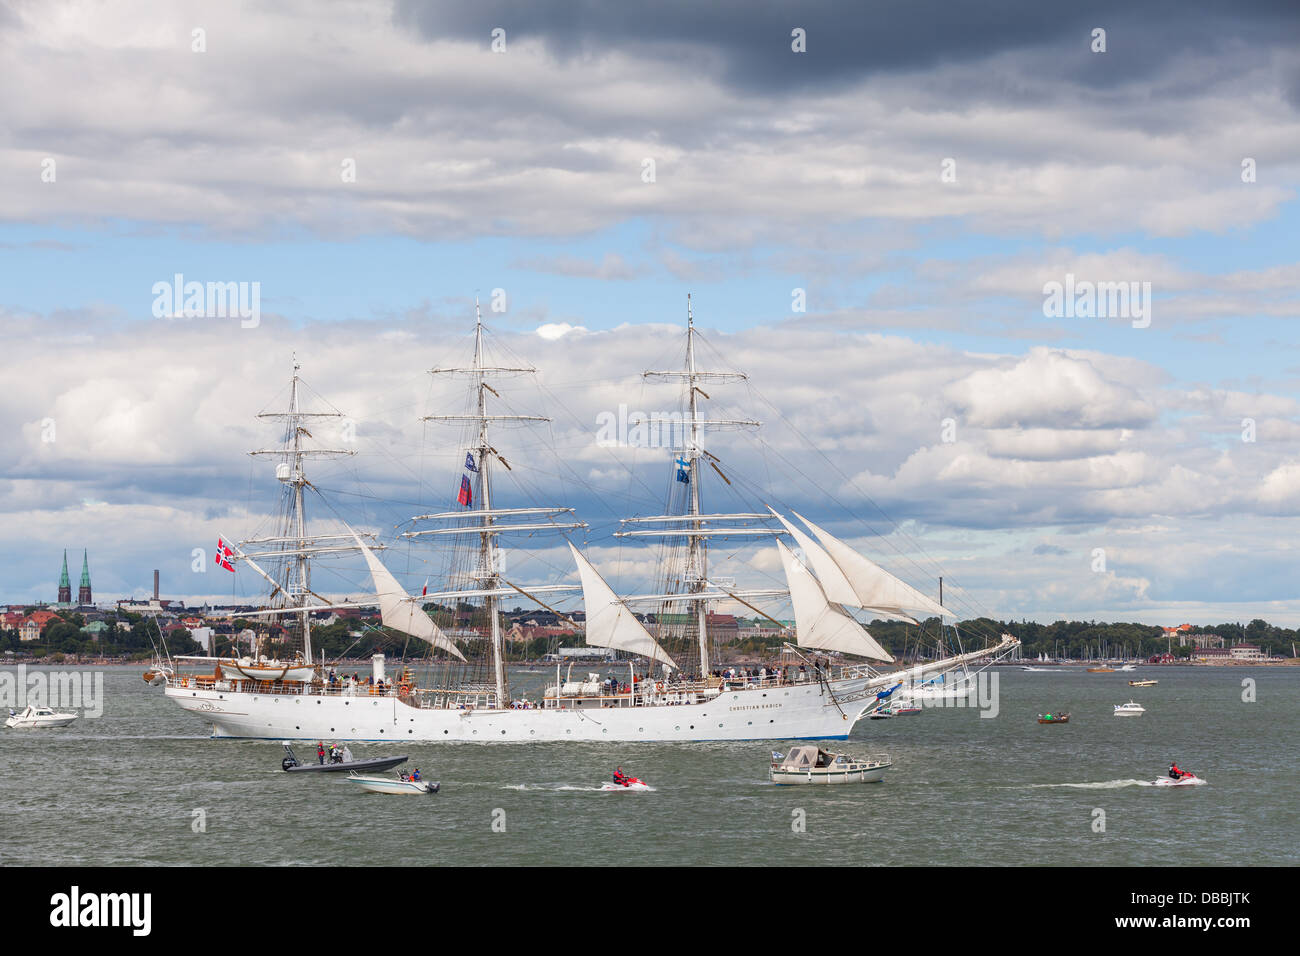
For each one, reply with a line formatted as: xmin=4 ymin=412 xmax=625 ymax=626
xmin=151 ymin=302 xmax=1017 ymax=742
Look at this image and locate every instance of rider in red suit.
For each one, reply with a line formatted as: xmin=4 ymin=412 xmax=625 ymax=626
xmin=1169 ymin=762 xmax=1183 ymax=779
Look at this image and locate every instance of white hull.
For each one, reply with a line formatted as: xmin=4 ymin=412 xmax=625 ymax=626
xmin=6 ymin=706 xmax=78 ymax=729
xmin=163 ymin=676 xmax=875 ymax=742
xmin=346 ymin=774 xmax=436 ymax=794
xmin=5 ymin=715 xmax=77 ymax=729
xmin=769 ymin=764 xmax=889 ymax=785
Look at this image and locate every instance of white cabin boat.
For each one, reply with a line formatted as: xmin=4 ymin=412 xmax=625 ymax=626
xmin=6 ymin=705 xmax=78 ymax=729
xmin=346 ymin=772 xmax=438 ymax=794
xmin=768 ymin=745 xmax=891 ymax=785
xmin=1113 ymin=700 xmax=1146 ymax=717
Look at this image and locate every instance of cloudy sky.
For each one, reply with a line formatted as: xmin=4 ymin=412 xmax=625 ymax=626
xmin=3 ymin=0 xmax=1299 ymax=626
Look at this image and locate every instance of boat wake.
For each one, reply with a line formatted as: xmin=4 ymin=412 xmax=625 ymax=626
xmin=502 ymin=783 xmax=657 ymax=792
xmin=1006 ymin=779 xmax=1153 ymax=790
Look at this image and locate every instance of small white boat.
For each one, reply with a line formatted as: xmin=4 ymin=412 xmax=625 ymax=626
xmin=1113 ymin=700 xmax=1146 ymax=717
xmin=346 ymin=772 xmax=438 ymax=795
xmin=1117 ymin=664 xmax=1136 ymax=672
xmin=1129 ymin=679 xmax=1158 ymax=687
xmin=6 ymin=705 xmax=78 ymax=729
xmin=769 ymin=745 xmax=891 ymax=785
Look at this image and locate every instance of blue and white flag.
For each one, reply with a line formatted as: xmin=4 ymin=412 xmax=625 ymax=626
xmin=771 ymin=751 xmax=784 ymax=761
xmin=464 ymin=452 xmax=478 ymax=472
xmin=675 ymin=455 xmax=690 ymax=483
xmin=876 ymin=682 xmax=902 ymax=700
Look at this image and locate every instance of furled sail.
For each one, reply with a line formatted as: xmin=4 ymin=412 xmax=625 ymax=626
xmin=776 ymin=539 xmax=893 ymax=662
xmin=793 ymin=512 xmax=952 ymax=620
xmin=355 ymin=536 xmax=466 ymax=661
xmin=569 ymin=544 xmax=677 ymax=670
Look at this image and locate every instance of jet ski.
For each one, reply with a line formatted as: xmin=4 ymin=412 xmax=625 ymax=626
xmin=601 ymin=774 xmax=651 ymax=791
xmin=1153 ymin=772 xmax=1205 ymax=787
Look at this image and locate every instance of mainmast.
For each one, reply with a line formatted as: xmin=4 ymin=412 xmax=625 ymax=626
xmin=683 ymin=299 xmax=709 ymax=673
xmin=408 ymin=300 xmax=584 ymax=707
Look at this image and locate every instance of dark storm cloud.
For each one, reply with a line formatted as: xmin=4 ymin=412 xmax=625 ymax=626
xmin=392 ymin=0 xmax=1300 ymax=97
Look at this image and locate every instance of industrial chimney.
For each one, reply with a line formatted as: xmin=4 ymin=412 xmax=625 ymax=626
xmin=153 ymin=569 xmax=160 ymax=601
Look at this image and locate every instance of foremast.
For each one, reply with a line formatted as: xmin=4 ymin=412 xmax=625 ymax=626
xmin=620 ymin=295 xmax=778 ymax=676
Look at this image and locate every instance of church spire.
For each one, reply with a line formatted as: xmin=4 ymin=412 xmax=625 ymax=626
xmin=78 ymin=550 xmax=92 ymax=605
xmin=58 ymin=550 xmax=72 ymax=605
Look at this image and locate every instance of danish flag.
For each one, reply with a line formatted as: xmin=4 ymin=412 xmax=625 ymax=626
xmin=215 ymin=537 xmax=236 ymax=573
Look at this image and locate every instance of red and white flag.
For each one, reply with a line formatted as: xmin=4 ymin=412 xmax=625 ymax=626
xmin=215 ymin=537 xmax=235 ymax=573
xmin=421 ymin=578 xmax=428 ymax=597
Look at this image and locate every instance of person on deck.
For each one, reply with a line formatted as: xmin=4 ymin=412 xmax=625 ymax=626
xmin=316 ymin=742 xmax=326 ymax=765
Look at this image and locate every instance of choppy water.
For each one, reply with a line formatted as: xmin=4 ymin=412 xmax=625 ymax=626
xmin=1 ymin=664 xmax=1295 ymax=866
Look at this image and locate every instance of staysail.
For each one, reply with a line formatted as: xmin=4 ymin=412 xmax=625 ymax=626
xmin=569 ymin=544 xmax=677 ymax=670
xmin=355 ymin=535 xmax=466 ymax=661
xmin=775 ymin=539 xmax=893 ymax=662
xmin=768 ymin=507 xmax=917 ymax=624
xmin=793 ymin=511 xmax=952 ymax=620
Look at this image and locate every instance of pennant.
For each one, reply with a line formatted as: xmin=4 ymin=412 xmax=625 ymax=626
xmin=214 ymin=537 xmax=235 ymax=573
xmin=464 ymin=452 xmax=478 ymax=473
xmin=457 ymin=474 xmax=473 ymax=507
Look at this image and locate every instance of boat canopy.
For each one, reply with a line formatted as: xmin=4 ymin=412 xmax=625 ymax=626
xmin=777 ymin=745 xmax=832 ymax=770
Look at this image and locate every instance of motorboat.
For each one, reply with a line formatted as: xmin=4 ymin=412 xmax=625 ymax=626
xmin=1129 ymin=679 xmax=1158 ymax=687
xmin=281 ymin=743 xmax=409 ymax=774
xmin=600 ymin=775 xmax=652 ymax=791
xmin=1117 ymin=664 xmax=1136 ymax=672
xmin=1037 ymin=712 xmax=1070 ymax=724
xmin=769 ymin=745 xmax=891 ymax=785
xmin=1153 ymin=772 xmax=1205 ymax=787
xmin=890 ymin=700 xmax=922 ymax=716
xmin=6 ymin=705 xmax=78 ymax=729
xmin=1113 ymin=700 xmax=1146 ymax=717
xmin=346 ymin=772 xmax=438 ymax=794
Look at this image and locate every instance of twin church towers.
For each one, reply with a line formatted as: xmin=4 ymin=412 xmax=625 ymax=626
xmin=57 ymin=549 xmax=92 ymax=606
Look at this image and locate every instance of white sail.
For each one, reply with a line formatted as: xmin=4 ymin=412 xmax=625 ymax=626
xmin=775 ymin=540 xmax=893 ymax=662
xmin=767 ymin=508 xmax=919 ymax=625
xmin=569 ymin=544 xmax=677 ymax=670
xmin=355 ymin=536 xmax=466 ymax=661
xmin=793 ymin=512 xmax=953 ymax=620
xmin=768 ymin=507 xmax=857 ymax=604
